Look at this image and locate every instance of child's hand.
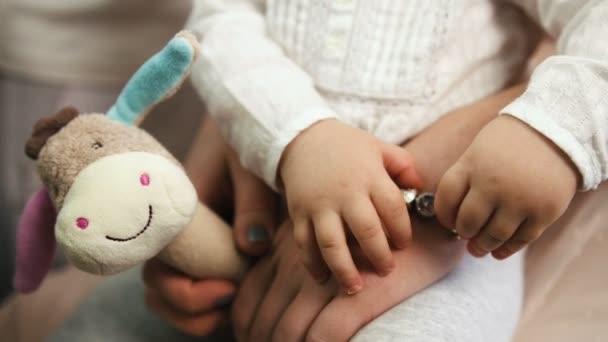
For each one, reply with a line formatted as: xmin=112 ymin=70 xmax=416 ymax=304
xmin=280 ymin=119 xmax=422 ymax=294
xmin=435 ymin=115 xmax=580 ymax=259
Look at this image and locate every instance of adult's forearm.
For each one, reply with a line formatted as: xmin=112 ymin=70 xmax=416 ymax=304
xmin=405 ymin=84 xmax=527 ymax=191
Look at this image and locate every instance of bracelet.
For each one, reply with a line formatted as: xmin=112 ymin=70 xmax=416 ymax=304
xmin=401 ymin=189 xmax=460 ymax=239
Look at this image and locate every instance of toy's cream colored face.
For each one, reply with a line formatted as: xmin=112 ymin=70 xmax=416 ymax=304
xmin=55 ymin=152 xmax=197 ymax=275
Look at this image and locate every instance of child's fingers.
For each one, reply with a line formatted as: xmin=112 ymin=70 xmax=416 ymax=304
xmin=370 ymin=181 xmax=411 ymax=248
xmin=468 ymin=208 xmax=524 ymax=257
xmin=382 ymin=144 xmax=423 ymax=189
xmin=342 ymin=196 xmax=395 ymax=276
xmin=454 ymin=189 xmax=494 ymax=239
xmin=313 ymin=211 xmax=363 ymax=294
xmin=293 ymin=218 xmax=329 ymax=282
xmin=435 ymin=165 xmax=470 ymax=229
xmin=492 ymin=219 xmax=543 ymax=259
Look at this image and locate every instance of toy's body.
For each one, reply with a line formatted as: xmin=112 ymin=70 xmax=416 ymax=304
xmin=14 ymin=32 xmax=247 ymax=293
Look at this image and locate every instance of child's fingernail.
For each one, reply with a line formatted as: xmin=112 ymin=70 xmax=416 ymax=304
xmin=493 ymin=249 xmax=509 ymax=259
xmin=247 ymin=224 xmax=269 ymax=242
xmin=346 ymin=284 xmax=362 ymax=295
xmin=215 ymin=295 xmax=234 ymax=309
xmin=380 ymin=262 xmax=396 ymax=277
xmin=468 ymin=243 xmax=486 ymax=257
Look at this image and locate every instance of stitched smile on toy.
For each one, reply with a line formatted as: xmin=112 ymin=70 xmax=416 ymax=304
xmin=103 ymin=205 xmax=154 ymax=242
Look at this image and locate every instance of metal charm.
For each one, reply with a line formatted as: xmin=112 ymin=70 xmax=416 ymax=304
xmin=402 ymin=189 xmax=435 ymax=218
xmin=414 ymin=192 xmax=435 ymax=218
xmin=401 ymin=189 xmax=460 ymax=239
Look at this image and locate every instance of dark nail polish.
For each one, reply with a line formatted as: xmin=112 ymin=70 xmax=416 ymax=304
xmin=247 ymin=224 xmax=269 ymax=242
xmin=215 ymin=295 xmax=234 ymax=309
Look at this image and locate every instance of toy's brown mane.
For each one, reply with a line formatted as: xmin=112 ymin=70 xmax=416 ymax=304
xmin=25 ymin=107 xmax=79 ymax=160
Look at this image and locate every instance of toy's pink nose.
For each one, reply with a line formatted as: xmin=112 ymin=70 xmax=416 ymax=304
xmin=76 ymin=217 xmax=89 ymax=229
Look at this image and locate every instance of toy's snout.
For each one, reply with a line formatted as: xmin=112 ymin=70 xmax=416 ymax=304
xmin=55 ymin=152 xmax=197 ymax=275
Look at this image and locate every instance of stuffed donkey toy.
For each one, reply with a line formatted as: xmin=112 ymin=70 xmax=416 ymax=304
xmin=13 ymin=31 xmax=247 ymax=293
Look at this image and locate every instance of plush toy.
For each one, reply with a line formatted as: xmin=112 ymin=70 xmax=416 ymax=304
xmin=13 ymin=31 xmax=248 ymax=293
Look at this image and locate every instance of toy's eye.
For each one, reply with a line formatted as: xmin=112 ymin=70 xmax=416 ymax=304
xmin=92 ymin=141 xmax=103 ymax=149
xmin=140 ymin=173 xmax=150 ymax=186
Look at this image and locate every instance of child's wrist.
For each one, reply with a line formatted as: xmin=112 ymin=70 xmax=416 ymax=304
xmin=497 ymin=115 xmax=582 ymax=189
xmin=277 ymin=118 xmax=341 ymax=186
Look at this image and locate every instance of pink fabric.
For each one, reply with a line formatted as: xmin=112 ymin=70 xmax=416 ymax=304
xmin=13 ymin=188 xmax=57 ymax=293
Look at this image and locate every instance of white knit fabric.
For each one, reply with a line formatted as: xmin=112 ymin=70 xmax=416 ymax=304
xmin=187 ymin=0 xmax=608 ymax=190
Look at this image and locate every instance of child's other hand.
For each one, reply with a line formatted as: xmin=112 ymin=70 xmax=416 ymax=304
xmin=280 ymin=119 xmax=422 ymax=294
xmin=435 ymin=115 xmax=580 ymax=259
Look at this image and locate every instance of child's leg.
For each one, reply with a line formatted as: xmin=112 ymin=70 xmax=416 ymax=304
xmin=354 ymin=253 xmax=523 ymax=342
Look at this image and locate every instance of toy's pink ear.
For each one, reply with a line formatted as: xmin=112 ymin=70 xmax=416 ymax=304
xmin=13 ymin=187 xmax=57 ymax=293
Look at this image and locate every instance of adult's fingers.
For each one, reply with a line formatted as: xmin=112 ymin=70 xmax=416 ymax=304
xmin=232 ymin=258 xmax=276 ymax=341
xmin=145 ymin=291 xmax=228 ymax=337
xmin=272 ymin=277 xmax=337 ymax=342
xmin=142 ymin=259 xmax=236 ymax=315
xmin=247 ymin=261 xmax=305 ymax=342
xmin=183 ymin=118 xmax=232 ymax=216
xmin=228 ymin=150 xmax=278 ymax=256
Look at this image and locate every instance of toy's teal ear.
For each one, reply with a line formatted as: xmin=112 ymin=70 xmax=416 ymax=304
xmin=106 ymin=31 xmax=199 ymax=126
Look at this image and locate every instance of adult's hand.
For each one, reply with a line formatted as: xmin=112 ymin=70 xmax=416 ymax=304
xmin=144 ymin=117 xmax=278 ymax=336
xmin=233 ymin=217 xmax=460 ymax=342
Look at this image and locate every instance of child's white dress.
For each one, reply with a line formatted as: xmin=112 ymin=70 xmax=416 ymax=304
xmin=188 ymin=0 xmax=608 ymax=192
xmin=186 ymin=1 xmax=608 ymax=340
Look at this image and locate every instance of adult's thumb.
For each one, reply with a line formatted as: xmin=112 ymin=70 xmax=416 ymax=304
xmin=228 ymin=155 xmax=278 ymax=256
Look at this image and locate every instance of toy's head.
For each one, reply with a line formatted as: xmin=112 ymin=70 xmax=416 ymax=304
xmin=14 ymin=32 xmax=200 ymax=292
